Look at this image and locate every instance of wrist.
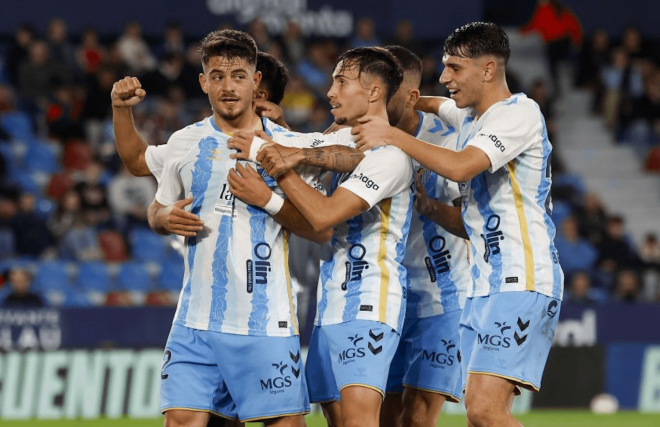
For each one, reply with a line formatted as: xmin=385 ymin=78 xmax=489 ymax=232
xmin=263 ymin=192 xmax=285 ymax=215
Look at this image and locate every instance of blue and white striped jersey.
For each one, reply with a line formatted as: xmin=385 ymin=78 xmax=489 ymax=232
xmin=154 ymin=116 xmax=324 ymax=337
xmin=404 ymin=111 xmax=469 ymax=319
xmin=438 ymin=94 xmax=564 ymax=299
xmin=316 ymin=146 xmax=414 ymax=332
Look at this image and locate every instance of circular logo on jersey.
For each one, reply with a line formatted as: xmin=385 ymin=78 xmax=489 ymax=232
xmin=429 ymin=235 xmax=447 ymax=253
xmin=484 ymin=214 xmax=501 ymax=232
xmin=348 ymin=244 xmax=367 ymax=260
xmin=254 ymin=242 xmax=272 ymax=260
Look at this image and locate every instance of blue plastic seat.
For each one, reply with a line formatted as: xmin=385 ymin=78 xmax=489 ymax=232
xmin=116 ymin=262 xmax=152 ymax=292
xmin=129 ymin=228 xmax=168 ymax=262
xmin=24 ymin=142 xmax=59 ymax=174
xmin=0 ymin=111 xmax=34 ymax=141
xmin=32 ymin=261 xmax=73 ymax=293
xmin=76 ymin=261 xmax=112 ymax=292
xmin=158 ymin=258 xmax=185 ymax=291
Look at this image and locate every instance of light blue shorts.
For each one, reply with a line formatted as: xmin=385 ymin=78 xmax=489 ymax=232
xmin=305 ymin=320 xmax=400 ymax=403
xmin=459 ymin=291 xmax=561 ymax=392
xmin=160 ymin=324 xmax=310 ymax=422
xmin=386 ymin=311 xmax=462 ymax=402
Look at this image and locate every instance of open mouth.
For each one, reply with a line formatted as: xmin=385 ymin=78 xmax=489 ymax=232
xmin=221 ymin=97 xmax=239 ymax=105
xmin=448 ymin=89 xmax=458 ymax=98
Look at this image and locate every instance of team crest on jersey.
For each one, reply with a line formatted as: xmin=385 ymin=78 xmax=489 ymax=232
xmin=341 ymin=244 xmax=369 ymax=290
xmin=480 ymin=214 xmax=504 ymax=263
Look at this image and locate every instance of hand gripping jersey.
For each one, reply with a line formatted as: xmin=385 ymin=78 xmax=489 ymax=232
xmin=272 ymin=129 xmax=415 ymax=332
xmin=154 ymin=116 xmax=327 ymax=337
xmin=438 ymin=94 xmax=564 ymax=300
xmin=404 ymin=111 xmax=469 ymax=319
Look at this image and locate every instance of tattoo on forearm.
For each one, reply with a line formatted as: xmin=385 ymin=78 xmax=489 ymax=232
xmin=302 ymin=146 xmax=363 ymax=172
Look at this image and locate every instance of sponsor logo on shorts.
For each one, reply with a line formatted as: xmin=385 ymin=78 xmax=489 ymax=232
xmin=480 ymin=214 xmax=504 ymax=263
xmin=341 ymin=244 xmax=369 ymax=290
xmin=425 ymin=235 xmax=452 ymax=282
xmin=338 ymin=334 xmax=366 ymax=364
xmin=259 ymin=350 xmax=301 ymax=394
xmin=547 ymin=300 xmax=559 ymax=319
xmin=422 ymin=338 xmax=456 ymax=369
xmin=477 ymin=321 xmax=512 ymax=351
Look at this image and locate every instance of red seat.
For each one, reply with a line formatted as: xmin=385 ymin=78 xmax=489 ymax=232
xmin=645 ymin=147 xmax=660 ymax=172
xmin=98 ymin=230 xmax=128 ymax=262
xmin=63 ymin=141 xmax=92 ymax=171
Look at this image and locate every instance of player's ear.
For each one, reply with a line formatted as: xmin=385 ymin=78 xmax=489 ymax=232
xmin=256 ymin=88 xmax=269 ymax=100
xmin=483 ymin=58 xmax=497 ymax=82
xmin=253 ymin=70 xmax=262 ymax=90
xmin=407 ymin=89 xmax=420 ymax=108
xmin=369 ymin=84 xmax=383 ymax=103
xmin=199 ymin=73 xmax=209 ymax=94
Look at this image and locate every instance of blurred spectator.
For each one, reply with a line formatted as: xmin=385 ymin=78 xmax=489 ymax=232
xmin=565 ymin=271 xmax=606 ymax=304
xmin=139 ymin=52 xmax=200 ymax=99
xmin=48 ymin=188 xmax=82 ymax=241
xmin=5 ymin=24 xmax=37 ymax=88
xmin=81 ymin=65 xmax=117 ymax=147
xmin=625 ymin=68 xmax=660 ymax=157
xmin=520 ymin=0 xmax=582 ymax=97
xmin=529 ymin=78 xmax=557 ymax=142
xmin=18 ymin=39 xmax=72 ymax=128
xmin=45 ymin=82 xmax=85 ymax=141
xmin=155 ymin=21 xmax=186 ymax=60
xmin=349 ymin=17 xmax=381 ymax=48
xmin=620 ymin=24 xmax=656 ymax=66
xmin=75 ymin=26 xmax=107 ymax=75
xmin=387 ymin=20 xmax=423 ymax=57
xmin=575 ymin=27 xmax=610 ymax=96
xmin=281 ymin=75 xmax=316 ymax=129
xmin=2 ymin=268 xmax=44 ymax=308
xmin=74 ymin=157 xmax=112 ymax=228
xmin=613 ymin=268 xmax=641 ymax=302
xmin=601 ymin=47 xmax=644 ymax=138
xmin=46 ymin=17 xmax=78 ymax=73
xmin=11 ymin=192 xmax=54 ymax=258
xmin=555 ymin=215 xmax=599 ymax=277
xmin=282 ymin=20 xmax=306 ymax=66
xmin=58 ymin=211 xmax=103 ymax=261
xmin=598 ymin=215 xmax=641 ymax=272
xmin=107 ymin=164 xmax=156 ymax=233
xmin=574 ymin=192 xmax=608 ymax=246
xmin=248 ymin=18 xmax=274 ymax=51
xmin=640 ymin=233 xmax=660 ymax=268
xmin=297 ymin=42 xmax=334 ymax=98
xmin=115 ymin=21 xmax=157 ymax=75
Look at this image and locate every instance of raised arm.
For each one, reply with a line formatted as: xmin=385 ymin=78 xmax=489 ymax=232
xmin=111 ymin=77 xmax=151 ymax=176
xmin=227 ymin=163 xmax=331 ymax=244
xmin=351 ymin=116 xmax=490 ymax=183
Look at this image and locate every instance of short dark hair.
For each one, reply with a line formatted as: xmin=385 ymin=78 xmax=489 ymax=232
xmin=256 ymin=51 xmax=289 ymax=105
xmin=336 ymin=46 xmax=403 ymax=103
xmin=384 ymin=45 xmax=422 ymax=86
xmin=444 ymin=22 xmax=511 ymax=65
xmin=198 ymin=29 xmax=258 ymax=68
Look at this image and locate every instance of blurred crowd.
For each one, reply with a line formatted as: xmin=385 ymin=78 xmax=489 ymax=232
xmin=0 ymin=14 xmax=659 ymax=309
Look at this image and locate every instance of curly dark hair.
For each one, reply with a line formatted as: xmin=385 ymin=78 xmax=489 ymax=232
xmin=198 ymin=29 xmax=258 ymax=68
xmin=444 ymin=22 xmax=511 ymax=65
xmin=335 ymin=46 xmax=404 ymax=103
xmin=256 ymin=51 xmax=289 ymax=105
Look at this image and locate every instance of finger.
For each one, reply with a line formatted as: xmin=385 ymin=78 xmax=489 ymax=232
xmin=174 ymin=196 xmax=194 ymax=208
xmin=171 ymin=229 xmax=199 ymax=237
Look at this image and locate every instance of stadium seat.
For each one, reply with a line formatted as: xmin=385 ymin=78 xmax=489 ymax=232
xmin=63 ymin=141 xmax=92 ymax=171
xmin=32 ymin=261 xmax=74 ymax=293
xmin=0 ymin=111 xmax=34 ymax=141
xmin=76 ymin=261 xmax=112 ymax=306
xmin=157 ymin=257 xmax=185 ymax=292
xmin=129 ymin=228 xmax=168 ymax=262
xmin=46 ymin=172 xmax=73 ymax=199
xmin=116 ymin=262 xmax=153 ymax=292
xmin=98 ymin=230 xmax=129 ymax=262
xmin=24 ymin=142 xmax=59 ymax=174
xmin=0 ymin=229 xmax=16 ymax=260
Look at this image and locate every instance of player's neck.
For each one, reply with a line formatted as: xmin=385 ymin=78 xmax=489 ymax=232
xmin=396 ymin=108 xmax=420 ymax=136
xmin=213 ymin=111 xmax=262 ymax=135
xmin=474 ymin=85 xmax=512 ymax=119
xmin=366 ymin=101 xmax=389 ymax=124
